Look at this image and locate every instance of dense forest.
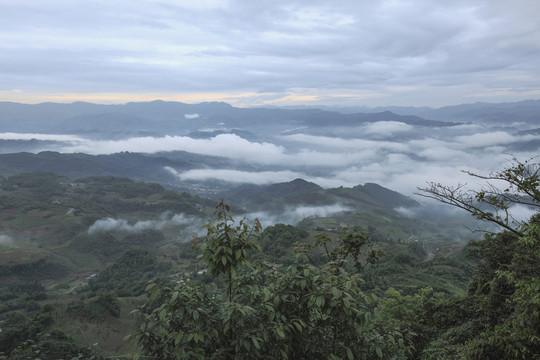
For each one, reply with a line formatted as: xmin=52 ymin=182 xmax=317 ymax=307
xmin=0 ymin=159 xmax=538 ymax=359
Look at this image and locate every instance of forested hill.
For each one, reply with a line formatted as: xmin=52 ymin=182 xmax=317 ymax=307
xmin=0 ymin=173 xmax=216 ymax=267
xmin=0 ymin=170 xmax=476 ymax=359
xmin=2 ymin=162 xmax=538 ymax=359
xmin=218 ymin=178 xmax=419 ymax=211
xmin=0 ymin=171 xmax=432 ymax=270
xmin=0 ymin=152 xmax=421 ymax=215
xmin=0 ymin=151 xmax=233 ymax=190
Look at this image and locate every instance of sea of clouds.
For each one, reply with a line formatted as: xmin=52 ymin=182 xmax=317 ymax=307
xmin=1 ymin=119 xmax=538 ymax=197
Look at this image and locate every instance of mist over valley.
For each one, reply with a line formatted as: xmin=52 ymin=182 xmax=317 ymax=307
xmin=1 ymin=100 xmax=533 ymax=274
xmin=1 ymin=100 xmax=538 ymax=198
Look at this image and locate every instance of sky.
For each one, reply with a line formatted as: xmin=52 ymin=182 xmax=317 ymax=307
xmin=1 ymin=0 xmax=540 ymax=107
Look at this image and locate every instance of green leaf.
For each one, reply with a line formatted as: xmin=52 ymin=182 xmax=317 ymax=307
xmin=347 ymin=347 xmax=354 ymax=360
xmin=376 ymin=346 xmax=383 ymax=358
xmin=145 ymin=282 xmax=156 ymax=292
xmin=174 ymin=333 xmax=184 ymax=345
xmin=364 ymin=311 xmax=371 ymax=322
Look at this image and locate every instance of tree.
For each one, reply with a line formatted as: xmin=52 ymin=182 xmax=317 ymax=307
xmin=134 ymin=200 xmax=408 ymax=359
xmin=417 ymin=158 xmax=540 ymax=359
xmin=416 ymin=156 xmax=540 ymax=237
xmin=195 ymin=199 xmax=261 ymax=302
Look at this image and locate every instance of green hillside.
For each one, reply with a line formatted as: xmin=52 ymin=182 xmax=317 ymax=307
xmin=0 ymin=172 xmax=489 ymax=359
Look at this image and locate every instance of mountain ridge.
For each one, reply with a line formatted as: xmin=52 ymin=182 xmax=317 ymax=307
xmin=0 ymin=100 xmax=462 ymax=136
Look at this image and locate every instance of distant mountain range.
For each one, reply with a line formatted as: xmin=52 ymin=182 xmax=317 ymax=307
xmin=0 ymin=100 xmax=467 ymax=138
xmin=278 ymin=99 xmax=540 ymax=125
xmin=0 ymin=99 xmax=538 ymax=200
xmin=1 ymin=99 xmax=538 ymax=141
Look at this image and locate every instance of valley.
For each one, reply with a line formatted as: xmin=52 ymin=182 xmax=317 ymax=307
xmin=0 ymin=100 xmax=538 ymax=359
xmin=0 ymin=171 xmax=478 ymax=358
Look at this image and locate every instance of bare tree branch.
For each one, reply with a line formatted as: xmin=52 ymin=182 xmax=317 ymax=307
xmin=416 ymin=157 xmax=540 ymax=238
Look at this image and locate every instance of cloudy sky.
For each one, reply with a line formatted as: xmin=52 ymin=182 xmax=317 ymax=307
xmin=1 ymin=0 xmax=540 ymax=107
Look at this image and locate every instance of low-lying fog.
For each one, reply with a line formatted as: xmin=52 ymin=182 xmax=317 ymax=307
xmin=86 ymin=205 xmax=353 ymax=239
xmin=87 ymin=212 xmax=195 ymax=234
xmin=1 ymin=117 xmax=538 ymax=197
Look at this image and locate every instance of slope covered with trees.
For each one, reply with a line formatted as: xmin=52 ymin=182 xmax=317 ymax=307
xmin=134 ymin=158 xmax=540 ymax=359
xmin=1 ymin=157 xmax=538 ymax=359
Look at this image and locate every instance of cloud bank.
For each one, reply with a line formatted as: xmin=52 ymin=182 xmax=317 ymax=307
xmin=3 ymin=119 xmax=538 ymax=196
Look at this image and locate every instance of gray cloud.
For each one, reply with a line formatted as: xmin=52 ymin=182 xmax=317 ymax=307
xmin=88 ymin=212 xmax=193 ymax=234
xmin=0 ymin=234 xmax=13 ymax=246
xmin=57 ymin=134 xmax=287 ymax=162
xmin=1 ymin=1 xmax=539 ymax=106
xmin=245 ymin=204 xmax=352 ymax=227
xmin=165 ymin=167 xmax=307 ymax=186
xmin=455 ymin=132 xmax=536 ymax=148
xmin=508 ymin=204 xmax=538 ymax=224
xmin=362 ymin=121 xmax=414 ymax=136
xmin=165 ymin=167 xmax=349 ymax=189
xmin=46 ymin=133 xmax=383 ymax=168
xmin=281 ymin=133 xmax=409 ymax=153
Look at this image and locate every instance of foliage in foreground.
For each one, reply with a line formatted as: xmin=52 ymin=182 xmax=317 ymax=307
xmin=134 ymin=200 xmax=410 ymax=359
xmin=135 ymin=158 xmax=540 ymax=359
xmin=414 ymin=157 xmax=540 ymax=359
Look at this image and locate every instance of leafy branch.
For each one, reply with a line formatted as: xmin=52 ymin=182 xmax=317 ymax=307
xmin=416 ymin=157 xmax=540 ymax=237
